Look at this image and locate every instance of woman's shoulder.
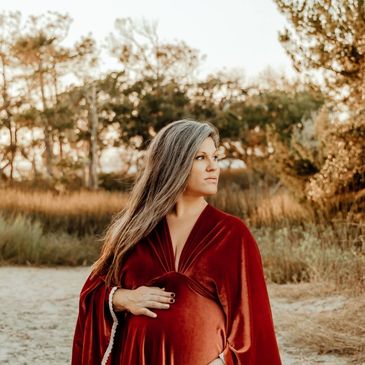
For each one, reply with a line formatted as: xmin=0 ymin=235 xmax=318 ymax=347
xmin=208 ymin=203 xmax=250 ymax=234
xmin=208 ymin=204 xmax=257 ymax=255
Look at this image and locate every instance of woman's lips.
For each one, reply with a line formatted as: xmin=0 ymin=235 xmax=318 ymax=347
xmin=205 ymin=178 xmax=218 ymax=183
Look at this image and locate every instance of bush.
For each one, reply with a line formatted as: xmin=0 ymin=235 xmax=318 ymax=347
xmin=254 ymin=223 xmax=365 ymax=292
xmin=0 ymin=214 xmax=101 ymax=266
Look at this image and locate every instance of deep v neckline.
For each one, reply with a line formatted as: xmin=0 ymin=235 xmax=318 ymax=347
xmin=163 ymin=203 xmax=211 ymax=272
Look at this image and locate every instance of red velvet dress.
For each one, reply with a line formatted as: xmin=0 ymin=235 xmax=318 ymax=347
xmin=71 ymin=203 xmax=282 ymax=365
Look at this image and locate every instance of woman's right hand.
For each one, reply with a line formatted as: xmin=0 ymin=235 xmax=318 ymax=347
xmin=112 ymin=285 xmax=175 ymax=318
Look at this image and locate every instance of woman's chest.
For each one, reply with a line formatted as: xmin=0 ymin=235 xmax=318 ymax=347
xmin=119 ymin=237 xmax=225 ymax=301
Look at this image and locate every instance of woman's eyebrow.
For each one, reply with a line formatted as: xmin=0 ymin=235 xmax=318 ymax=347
xmin=196 ymin=150 xmax=219 ymax=154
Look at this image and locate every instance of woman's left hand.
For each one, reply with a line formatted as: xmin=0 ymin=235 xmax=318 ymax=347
xmin=207 ymin=358 xmax=224 ymax=365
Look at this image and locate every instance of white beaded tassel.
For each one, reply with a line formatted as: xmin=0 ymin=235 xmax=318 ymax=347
xmin=219 ymin=351 xmax=226 ymax=364
xmin=101 ymin=286 xmax=119 ymax=365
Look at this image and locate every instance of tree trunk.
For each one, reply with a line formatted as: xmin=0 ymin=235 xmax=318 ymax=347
xmin=1 ymin=54 xmax=15 ymax=182
xmin=87 ymin=84 xmax=99 ymax=190
xmin=38 ymin=58 xmax=54 ymax=178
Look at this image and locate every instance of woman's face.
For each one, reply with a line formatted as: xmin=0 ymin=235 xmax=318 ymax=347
xmin=184 ymin=137 xmax=220 ymax=197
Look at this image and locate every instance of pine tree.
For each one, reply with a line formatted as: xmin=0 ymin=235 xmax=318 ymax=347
xmin=274 ymin=0 xmax=365 ymax=214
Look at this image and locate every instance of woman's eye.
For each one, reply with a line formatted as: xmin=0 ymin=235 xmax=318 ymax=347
xmin=195 ymin=155 xmax=219 ymax=160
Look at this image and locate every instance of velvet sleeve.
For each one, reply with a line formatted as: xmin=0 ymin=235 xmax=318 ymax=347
xmin=71 ymin=271 xmax=121 ymax=365
xmin=218 ymin=220 xmax=282 ymax=365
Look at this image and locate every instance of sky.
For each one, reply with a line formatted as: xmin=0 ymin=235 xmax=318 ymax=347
xmin=1 ymin=0 xmax=296 ymax=81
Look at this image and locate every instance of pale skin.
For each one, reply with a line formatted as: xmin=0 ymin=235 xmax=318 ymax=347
xmin=112 ymin=137 xmax=224 ymax=365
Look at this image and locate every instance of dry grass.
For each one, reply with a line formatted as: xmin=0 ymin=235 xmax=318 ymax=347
xmin=0 ymin=170 xmax=312 ymax=235
xmin=297 ymin=299 xmax=365 ymax=363
xmin=1 ymin=185 xmax=364 ymax=294
xmin=255 ymin=223 xmax=365 ymax=293
xmin=269 ymin=281 xmax=343 ymax=300
xmin=269 ymin=283 xmax=365 ymax=364
xmin=0 ymin=188 xmax=128 ymax=214
xmin=0 ymin=188 xmax=128 ymax=235
xmin=0 ymin=181 xmax=311 ymax=236
xmin=251 ymin=191 xmax=312 ymax=225
xmin=212 ymin=178 xmax=312 ymax=226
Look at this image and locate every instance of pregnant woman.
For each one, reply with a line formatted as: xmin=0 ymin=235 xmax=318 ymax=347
xmin=71 ymin=119 xmax=282 ymax=365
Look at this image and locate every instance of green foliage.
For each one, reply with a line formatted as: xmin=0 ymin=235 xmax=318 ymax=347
xmin=0 ymin=214 xmax=100 ymax=266
xmin=2 ymin=208 xmax=113 ymax=237
xmin=98 ymin=172 xmax=135 ymax=191
xmin=306 ymin=111 xmax=365 ymax=212
xmin=274 ymin=0 xmax=365 ymax=215
xmin=232 ymin=88 xmax=324 ymax=143
xmin=275 ymin=0 xmax=365 ymax=105
xmin=254 ymin=223 xmax=365 ymax=291
xmin=265 ymin=114 xmax=324 ymax=200
xmin=100 ymin=75 xmax=191 ymax=149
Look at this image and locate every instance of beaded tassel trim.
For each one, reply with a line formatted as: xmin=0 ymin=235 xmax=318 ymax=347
xmin=101 ymin=286 xmax=119 ymax=365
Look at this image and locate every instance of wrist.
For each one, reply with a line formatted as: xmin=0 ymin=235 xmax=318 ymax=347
xmin=112 ymin=288 xmax=131 ymax=312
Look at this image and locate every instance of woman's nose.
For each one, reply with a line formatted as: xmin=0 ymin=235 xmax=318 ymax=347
xmin=207 ymin=159 xmax=219 ymax=169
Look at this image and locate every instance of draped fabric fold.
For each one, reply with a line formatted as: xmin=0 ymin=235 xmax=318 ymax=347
xmin=217 ymin=219 xmax=282 ymax=365
xmin=71 ymin=203 xmax=282 ymax=365
xmin=71 ymin=273 xmax=121 ymax=365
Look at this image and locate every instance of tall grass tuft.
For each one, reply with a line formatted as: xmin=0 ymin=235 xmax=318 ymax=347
xmin=254 ymin=223 xmax=365 ymax=293
xmin=0 ymin=214 xmax=101 ymax=266
xmin=0 ymin=189 xmax=128 ymax=235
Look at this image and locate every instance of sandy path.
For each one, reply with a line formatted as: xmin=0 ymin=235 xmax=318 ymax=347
xmin=0 ymin=267 xmax=87 ymax=365
xmin=0 ymin=267 xmax=351 ymax=365
xmin=267 ymin=284 xmax=350 ymax=365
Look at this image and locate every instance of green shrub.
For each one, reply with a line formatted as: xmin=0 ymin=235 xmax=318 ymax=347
xmin=0 ymin=214 xmax=101 ymax=266
xmin=255 ymin=223 xmax=365 ymax=292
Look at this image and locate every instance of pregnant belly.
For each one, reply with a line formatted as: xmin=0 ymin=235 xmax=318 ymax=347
xmin=118 ymin=272 xmax=226 ymax=364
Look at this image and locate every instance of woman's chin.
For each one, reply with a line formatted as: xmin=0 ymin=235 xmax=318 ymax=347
xmin=202 ymin=188 xmax=218 ymax=196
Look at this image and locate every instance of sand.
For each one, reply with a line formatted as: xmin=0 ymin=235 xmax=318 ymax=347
xmin=0 ymin=266 xmax=352 ymax=365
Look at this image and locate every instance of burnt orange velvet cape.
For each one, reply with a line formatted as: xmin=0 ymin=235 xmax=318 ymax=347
xmin=71 ymin=203 xmax=282 ymax=365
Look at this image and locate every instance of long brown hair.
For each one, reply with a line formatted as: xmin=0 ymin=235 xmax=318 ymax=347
xmin=90 ymin=119 xmax=220 ymax=286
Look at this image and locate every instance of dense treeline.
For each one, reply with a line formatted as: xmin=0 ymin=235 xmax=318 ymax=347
xmin=0 ymin=13 xmax=323 ymax=188
xmin=1 ymin=4 xmax=364 ymax=221
xmin=274 ymin=0 xmax=365 ymax=217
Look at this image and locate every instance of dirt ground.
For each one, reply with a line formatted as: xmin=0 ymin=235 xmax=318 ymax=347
xmin=0 ymin=266 xmax=355 ymax=365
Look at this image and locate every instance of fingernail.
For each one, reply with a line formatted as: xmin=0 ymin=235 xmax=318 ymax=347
xmin=169 ymin=298 xmax=175 ymax=303
xmin=170 ymin=293 xmax=175 ymax=297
